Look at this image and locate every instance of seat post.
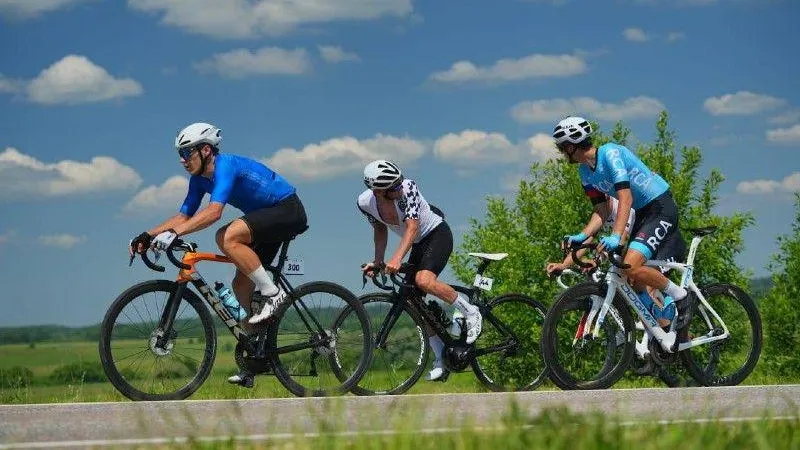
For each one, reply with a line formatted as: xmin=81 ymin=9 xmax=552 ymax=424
xmin=476 ymin=259 xmax=491 ymax=275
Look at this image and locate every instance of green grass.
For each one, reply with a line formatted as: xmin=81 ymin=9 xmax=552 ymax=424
xmin=0 ymin=337 xmax=796 ymax=405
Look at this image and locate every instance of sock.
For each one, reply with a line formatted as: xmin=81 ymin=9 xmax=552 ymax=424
xmin=453 ymin=293 xmax=475 ymax=316
xmin=429 ymin=335 xmax=444 ymax=364
xmin=663 ymin=280 xmax=687 ymax=300
xmin=247 ymin=266 xmax=279 ymax=296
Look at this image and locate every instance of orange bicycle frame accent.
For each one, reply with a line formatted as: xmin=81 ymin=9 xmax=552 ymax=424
xmin=176 ymin=251 xmax=233 ymax=282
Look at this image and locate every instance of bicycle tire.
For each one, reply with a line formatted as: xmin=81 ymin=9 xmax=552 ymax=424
xmin=98 ymin=280 xmax=217 ymax=401
xmin=268 ymin=281 xmax=373 ymax=397
xmin=341 ymin=293 xmax=430 ymax=396
xmin=470 ymin=293 xmax=549 ymax=391
xmin=541 ymin=283 xmax=635 ymax=390
xmin=678 ymin=283 xmax=763 ymax=386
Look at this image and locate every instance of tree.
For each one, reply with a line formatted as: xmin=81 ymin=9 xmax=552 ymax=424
xmin=760 ymin=193 xmax=800 ymax=376
xmin=451 ymin=111 xmax=755 ymax=306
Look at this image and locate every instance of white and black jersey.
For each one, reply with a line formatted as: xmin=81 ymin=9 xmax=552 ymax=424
xmin=357 ymin=179 xmax=444 ymax=243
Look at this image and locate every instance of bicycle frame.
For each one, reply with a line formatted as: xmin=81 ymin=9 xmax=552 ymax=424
xmin=577 ymin=232 xmax=730 ymax=353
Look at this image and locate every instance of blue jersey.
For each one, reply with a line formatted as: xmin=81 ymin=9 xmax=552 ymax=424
xmin=579 ymin=143 xmax=669 ymax=210
xmin=180 ymin=154 xmax=296 ymax=216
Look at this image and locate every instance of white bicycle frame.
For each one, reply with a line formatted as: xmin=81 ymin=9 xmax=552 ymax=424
xmin=565 ymin=231 xmax=730 ymax=354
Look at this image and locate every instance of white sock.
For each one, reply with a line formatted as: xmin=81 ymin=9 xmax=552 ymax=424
xmin=429 ymin=335 xmax=444 ymax=364
xmin=663 ymin=280 xmax=687 ymax=300
xmin=247 ymin=266 xmax=279 ymax=296
xmin=453 ymin=293 xmax=475 ymax=316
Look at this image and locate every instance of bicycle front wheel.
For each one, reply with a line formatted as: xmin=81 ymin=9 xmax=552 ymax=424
xmin=540 ymin=283 xmax=635 ymax=390
xmin=679 ymin=283 xmax=763 ymax=386
xmin=471 ymin=293 xmax=549 ymax=391
xmin=98 ymin=280 xmax=217 ymax=401
xmin=269 ymin=281 xmax=372 ymax=397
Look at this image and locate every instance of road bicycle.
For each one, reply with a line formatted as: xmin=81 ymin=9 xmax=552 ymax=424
xmin=332 ymin=252 xmax=549 ymax=395
xmin=540 ymin=225 xmax=763 ymax=389
xmin=98 ymin=227 xmax=373 ymax=400
xmin=550 ymin=268 xmax=695 ymax=388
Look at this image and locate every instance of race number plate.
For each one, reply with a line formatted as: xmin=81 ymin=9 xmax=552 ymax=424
xmin=284 ymin=259 xmax=305 ymax=275
xmin=473 ymin=274 xmax=494 ymax=291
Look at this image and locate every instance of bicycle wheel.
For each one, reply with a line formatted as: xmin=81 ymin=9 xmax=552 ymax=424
xmin=98 ymin=280 xmax=217 ymax=401
xmin=335 ymin=293 xmax=430 ymax=396
xmin=679 ymin=283 xmax=763 ymax=386
xmin=268 ymin=281 xmax=372 ymax=397
xmin=541 ymin=283 xmax=635 ymax=390
xmin=471 ymin=293 xmax=549 ymax=391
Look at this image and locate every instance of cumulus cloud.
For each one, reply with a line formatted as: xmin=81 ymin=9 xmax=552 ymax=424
xmin=737 ymin=172 xmax=800 ymax=194
xmin=38 ymin=234 xmax=86 ymax=249
xmin=766 ymin=124 xmax=800 ymax=144
xmin=666 ymin=31 xmax=686 ymax=42
xmin=429 ymin=53 xmax=586 ymax=84
xmin=265 ymin=134 xmax=427 ymax=181
xmin=122 ymin=175 xmax=190 ymax=216
xmin=703 ymin=91 xmax=787 ymax=116
xmin=623 ymin=27 xmax=649 ymax=42
xmin=194 ymin=47 xmax=311 ymax=79
xmin=128 ymin=0 xmax=414 ymax=39
xmin=433 ymin=130 xmax=522 ymax=166
xmin=0 ymin=147 xmax=142 ymax=200
xmin=0 ymin=0 xmax=93 ymax=19
xmin=511 ymin=96 xmax=665 ymax=123
xmin=318 ymin=45 xmax=360 ymax=63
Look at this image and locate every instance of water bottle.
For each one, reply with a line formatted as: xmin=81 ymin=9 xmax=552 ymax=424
xmin=214 ymin=282 xmax=247 ymax=321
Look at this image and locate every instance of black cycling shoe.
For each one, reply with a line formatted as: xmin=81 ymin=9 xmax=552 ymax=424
xmin=227 ymin=370 xmax=255 ymax=388
xmin=675 ymin=291 xmax=697 ymax=330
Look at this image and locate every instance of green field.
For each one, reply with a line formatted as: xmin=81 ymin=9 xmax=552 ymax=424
xmin=0 ymin=334 xmax=794 ymax=405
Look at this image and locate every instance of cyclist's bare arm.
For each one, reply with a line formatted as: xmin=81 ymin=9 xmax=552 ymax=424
xmin=146 ymin=213 xmax=191 ymax=237
xmin=171 ymin=202 xmax=225 ymax=237
xmin=371 ymin=221 xmax=389 ymax=265
xmin=388 ymin=218 xmax=419 ymax=268
xmin=611 ymin=188 xmax=633 ymax=238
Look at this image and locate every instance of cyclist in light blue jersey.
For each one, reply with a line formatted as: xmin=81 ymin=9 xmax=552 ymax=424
xmin=128 ymin=122 xmax=308 ymax=388
xmin=552 ymin=116 xmax=691 ymax=334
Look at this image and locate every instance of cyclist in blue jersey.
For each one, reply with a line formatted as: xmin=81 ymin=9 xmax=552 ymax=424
xmin=552 ymin=116 xmax=691 ymax=336
xmin=128 ymin=122 xmax=308 ymax=387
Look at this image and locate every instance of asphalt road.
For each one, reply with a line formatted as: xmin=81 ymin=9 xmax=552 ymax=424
xmin=2 ymin=385 xmax=799 ymax=449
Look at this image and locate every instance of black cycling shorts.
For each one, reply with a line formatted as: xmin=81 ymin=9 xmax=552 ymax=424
xmin=628 ymin=190 xmax=685 ymax=271
xmin=408 ymin=221 xmax=453 ymax=276
xmin=240 ymin=193 xmax=308 ymax=266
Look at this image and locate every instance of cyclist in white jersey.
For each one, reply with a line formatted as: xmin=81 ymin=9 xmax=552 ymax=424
xmin=358 ymin=160 xmax=483 ymax=381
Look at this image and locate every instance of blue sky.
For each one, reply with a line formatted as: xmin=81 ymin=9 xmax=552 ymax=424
xmin=1 ymin=0 xmax=798 ymax=327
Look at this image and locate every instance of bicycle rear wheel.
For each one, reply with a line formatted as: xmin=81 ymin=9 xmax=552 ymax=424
xmin=471 ymin=293 xmax=549 ymax=391
xmin=541 ymin=283 xmax=635 ymax=390
xmin=269 ymin=281 xmax=372 ymax=396
xmin=98 ymin=280 xmax=217 ymax=401
xmin=679 ymin=283 xmax=763 ymax=386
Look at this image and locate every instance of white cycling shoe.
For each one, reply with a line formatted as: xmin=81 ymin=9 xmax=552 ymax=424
xmin=464 ymin=308 xmax=483 ymax=344
xmin=426 ymin=364 xmax=450 ymax=382
xmin=248 ymin=289 xmax=288 ymax=324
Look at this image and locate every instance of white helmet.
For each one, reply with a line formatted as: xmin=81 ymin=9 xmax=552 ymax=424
xmin=175 ymin=122 xmax=222 ymax=150
xmin=552 ymin=116 xmax=592 ymax=145
xmin=363 ymin=160 xmax=403 ymax=189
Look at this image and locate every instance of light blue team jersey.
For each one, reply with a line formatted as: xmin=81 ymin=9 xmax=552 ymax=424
xmin=180 ymin=154 xmax=296 ymax=216
xmin=579 ymin=143 xmax=670 ymax=209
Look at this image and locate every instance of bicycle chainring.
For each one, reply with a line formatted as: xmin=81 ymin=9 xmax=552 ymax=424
xmin=234 ymin=340 xmax=272 ymax=375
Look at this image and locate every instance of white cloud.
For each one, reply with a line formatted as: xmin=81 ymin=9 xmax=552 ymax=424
xmin=22 ymin=54 xmax=143 ymax=105
xmin=38 ymin=234 xmax=86 ymax=249
xmin=0 ymin=147 xmax=142 ymax=200
xmin=510 ymin=96 xmax=665 ymax=123
xmin=433 ymin=130 xmax=522 ymax=166
xmin=737 ymin=172 xmax=800 ymax=194
xmin=526 ymin=133 xmax=561 ymax=161
xmin=703 ymin=91 xmax=787 ymax=116
xmin=265 ymin=134 xmax=426 ymax=181
xmin=122 ymin=176 xmax=189 ymax=216
xmin=318 ymin=45 xmax=361 ymax=63
xmin=0 ymin=74 xmax=23 ymax=94
xmin=768 ymin=110 xmax=800 ymax=125
xmin=666 ymin=31 xmax=686 ymax=42
xmin=128 ymin=0 xmax=414 ymax=39
xmin=194 ymin=47 xmax=311 ymax=79
xmin=766 ymin=124 xmax=800 ymax=144
xmin=429 ymin=53 xmax=586 ymax=84
xmin=623 ymin=27 xmax=649 ymax=42
xmin=0 ymin=0 xmax=92 ymax=19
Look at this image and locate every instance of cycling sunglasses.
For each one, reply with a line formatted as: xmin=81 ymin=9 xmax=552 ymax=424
xmin=177 ymin=145 xmax=200 ymax=160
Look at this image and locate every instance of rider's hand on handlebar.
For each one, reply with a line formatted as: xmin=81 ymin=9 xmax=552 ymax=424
xmin=152 ymin=229 xmax=178 ymax=251
xmin=385 ymin=256 xmax=402 ymax=274
xmin=561 ymin=232 xmax=588 ymax=253
xmin=129 ymin=232 xmax=153 ymax=256
xmin=361 ymin=261 xmax=383 ymax=278
xmin=546 ymin=262 xmax=567 ymax=277
xmin=596 ymin=233 xmax=621 ymax=255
